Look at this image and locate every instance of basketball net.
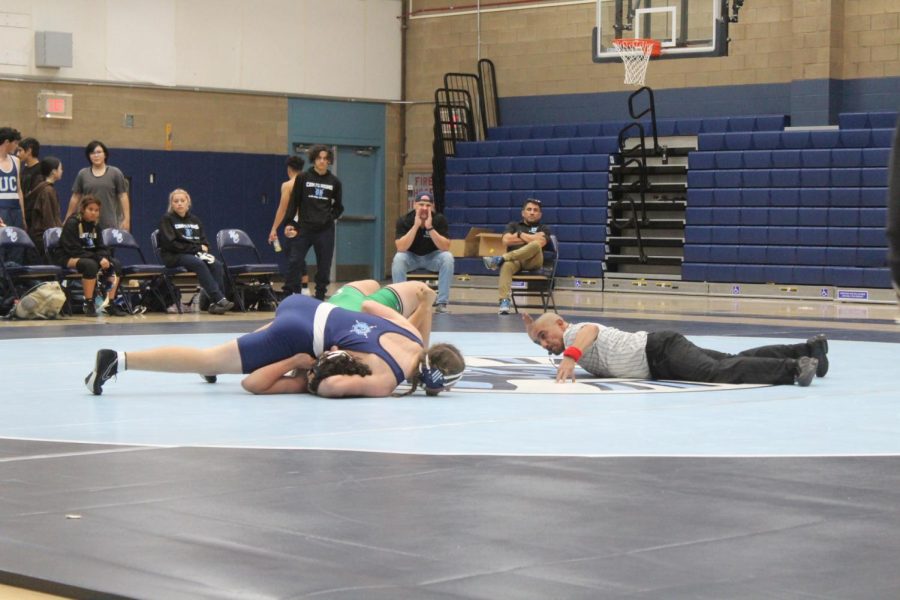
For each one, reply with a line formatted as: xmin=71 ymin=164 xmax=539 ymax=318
xmin=612 ymin=39 xmax=659 ymax=86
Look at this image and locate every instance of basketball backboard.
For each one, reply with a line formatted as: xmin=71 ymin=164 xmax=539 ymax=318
xmin=593 ymin=0 xmax=729 ymax=62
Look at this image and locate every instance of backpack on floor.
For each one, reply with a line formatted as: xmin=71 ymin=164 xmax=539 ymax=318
xmin=10 ymin=281 xmax=66 ymax=320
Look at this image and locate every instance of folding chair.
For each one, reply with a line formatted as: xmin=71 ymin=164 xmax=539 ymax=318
xmin=0 ymin=226 xmax=63 ymax=303
xmin=510 ymin=234 xmax=559 ymax=314
xmin=151 ymin=229 xmax=200 ymax=313
xmin=215 ymin=228 xmax=280 ymax=312
xmin=102 ymin=228 xmax=171 ymax=314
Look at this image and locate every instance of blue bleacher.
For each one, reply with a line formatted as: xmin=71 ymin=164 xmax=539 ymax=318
xmin=682 ymin=111 xmax=893 ymax=289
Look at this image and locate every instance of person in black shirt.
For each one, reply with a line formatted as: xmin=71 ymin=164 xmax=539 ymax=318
xmin=52 ymin=195 xmax=128 ymax=317
xmin=280 ymin=145 xmax=344 ymax=301
xmin=482 ymin=198 xmax=553 ymax=314
xmin=391 ymin=192 xmax=454 ymax=312
xmin=158 ymin=188 xmax=234 ymax=315
xmin=16 ymin=137 xmax=43 ymax=200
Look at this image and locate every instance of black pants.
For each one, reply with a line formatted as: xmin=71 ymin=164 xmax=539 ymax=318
xmin=645 ymin=331 xmax=808 ymax=385
xmin=886 ymin=121 xmax=900 ymax=292
xmin=284 ymin=223 xmax=335 ymax=300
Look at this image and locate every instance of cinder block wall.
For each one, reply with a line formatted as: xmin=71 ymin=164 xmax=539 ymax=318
xmin=0 ymin=81 xmax=287 ymax=154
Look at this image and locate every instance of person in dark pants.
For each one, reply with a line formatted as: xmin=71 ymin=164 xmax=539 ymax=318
xmin=158 ymin=188 xmax=234 ymax=315
xmin=52 ymin=195 xmax=129 ymax=317
xmin=268 ymin=155 xmax=309 ymax=294
xmin=524 ymin=312 xmax=827 ymax=387
xmin=280 ymin=144 xmax=344 ymax=301
xmin=886 ymin=120 xmax=900 ymax=323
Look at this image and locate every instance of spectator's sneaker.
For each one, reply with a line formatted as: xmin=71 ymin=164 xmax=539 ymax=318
xmin=85 ymin=349 xmax=118 ymax=395
xmin=102 ymin=302 xmax=129 ymax=317
xmin=498 ymin=298 xmax=511 ymax=314
xmin=200 ymin=375 xmax=217 ymax=384
xmin=434 ymin=303 xmax=449 ymax=314
xmin=208 ymin=298 xmax=235 ymax=315
xmin=482 ymin=255 xmax=502 ymax=271
xmin=83 ymin=300 xmax=97 ymax=317
xmin=806 ymin=334 xmax=829 ymax=377
xmin=794 ymin=357 xmax=818 ymax=387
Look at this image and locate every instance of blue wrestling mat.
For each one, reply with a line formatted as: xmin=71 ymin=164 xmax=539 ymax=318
xmin=4 ymin=331 xmax=898 ymax=456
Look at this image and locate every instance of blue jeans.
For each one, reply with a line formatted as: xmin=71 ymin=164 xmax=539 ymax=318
xmin=391 ymin=250 xmax=454 ymax=305
xmin=172 ymin=253 xmax=227 ymax=302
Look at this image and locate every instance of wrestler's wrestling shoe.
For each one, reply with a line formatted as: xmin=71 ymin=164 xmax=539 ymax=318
xmin=807 ymin=334 xmax=829 ymax=377
xmin=85 ymin=349 xmax=118 ymax=395
xmin=794 ymin=357 xmax=818 ymax=387
xmin=200 ymin=375 xmax=217 ymax=384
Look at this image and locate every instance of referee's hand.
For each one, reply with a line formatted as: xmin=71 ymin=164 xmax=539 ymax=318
xmin=556 ymin=357 xmax=577 ymax=383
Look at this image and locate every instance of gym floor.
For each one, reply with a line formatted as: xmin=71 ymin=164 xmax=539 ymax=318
xmin=1 ymin=287 xmax=899 ymax=599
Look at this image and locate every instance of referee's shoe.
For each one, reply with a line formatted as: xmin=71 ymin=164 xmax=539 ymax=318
xmin=85 ymin=349 xmax=118 ymax=395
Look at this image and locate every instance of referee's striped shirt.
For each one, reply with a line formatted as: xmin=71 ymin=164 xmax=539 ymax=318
xmin=563 ymin=323 xmax=651 ymax=378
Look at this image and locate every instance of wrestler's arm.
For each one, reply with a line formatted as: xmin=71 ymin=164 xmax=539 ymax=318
xmin=241 ymin=353 xmax=314 ymax=394
xmin=314 ymin=373 xmax=397 ymax=398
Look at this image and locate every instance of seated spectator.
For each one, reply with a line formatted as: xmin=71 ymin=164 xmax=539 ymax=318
xmin=481 ymin=198 xmax=553 ymax=314
xmin=391 ymin=192 xmax=454 ymax=313
xmin=158 ymin=188 xmax=234 ymax=315
xmin=51 ymin=195 xmax=128 ymax=317
xmin=25 ymin=156 xmax=63 ymax=262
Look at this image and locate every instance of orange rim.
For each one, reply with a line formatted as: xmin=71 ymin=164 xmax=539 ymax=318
xmin=613 ymin=38 xmax=662 ymax=57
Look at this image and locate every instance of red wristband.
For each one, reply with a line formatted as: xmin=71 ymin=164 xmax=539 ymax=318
xmin=562 ymin=346 xmax=582 ymax=361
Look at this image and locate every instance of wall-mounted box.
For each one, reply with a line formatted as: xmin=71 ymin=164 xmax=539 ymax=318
xmin=35 ymin=31 xmax=72 ymax=68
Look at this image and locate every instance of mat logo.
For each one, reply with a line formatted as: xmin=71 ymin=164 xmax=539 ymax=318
xmin=427 ymin=356 xmax=764 ymax=395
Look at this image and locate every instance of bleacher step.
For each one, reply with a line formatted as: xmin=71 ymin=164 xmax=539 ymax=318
xmin=610 ymin=183 xmax=687 ymax=193
xmin=608 ymin=199 xmax=687 ymax=210
xmin=607 ymin=236 xmax=684 ymax=247
xmin=611 ymin=165 xmax=686 ymax=176
xmin=605 ymin=254 xmax=684 ymax=266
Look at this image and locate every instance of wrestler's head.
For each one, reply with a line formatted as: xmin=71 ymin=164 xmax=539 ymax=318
xmin=307 ymin=350 xmax=372 ymax=394
xmin=411 ymin=343 xmax=465 ymax=396
xmin=528 ymin=312 xmax=567 ymax=354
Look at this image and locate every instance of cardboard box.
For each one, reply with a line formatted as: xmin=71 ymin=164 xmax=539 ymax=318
xmin=477 ymin=233 xmax=505 ymax=257
xmin=450 ymin=227 xmax=496 ymax=257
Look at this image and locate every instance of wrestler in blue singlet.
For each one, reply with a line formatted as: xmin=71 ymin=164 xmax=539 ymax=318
xmin=236 ymin=295 xmax=422 ymax=383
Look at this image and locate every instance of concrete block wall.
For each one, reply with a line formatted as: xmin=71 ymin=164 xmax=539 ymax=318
xmin=0 ymin=81 xmax=287 ymax=154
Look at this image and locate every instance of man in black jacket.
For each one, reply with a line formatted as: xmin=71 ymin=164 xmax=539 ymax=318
xmin=887 ymin=120 xmax=900 ymax=323
xmin=280 ymin=145 xmax=344 ymax=301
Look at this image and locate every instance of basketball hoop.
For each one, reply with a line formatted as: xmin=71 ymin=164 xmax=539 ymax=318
xmin=612 ymin=38 xmax=661 ymax=86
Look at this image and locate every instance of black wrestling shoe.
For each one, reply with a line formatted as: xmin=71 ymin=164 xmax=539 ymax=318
xmin=807 ymin=334 xmax=829 ymax=377
xmin=794 ymin=357 xmax=818 ymax=387
xmin=85 ymin=349 xmax=118 ymax=395
xmin=102 ymin=302 xmax=129 ymax=317
xmin=200 ymin=375 xmax=217 ymax=384
xmin=83 ymin=300 xmax=97 ymax=317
